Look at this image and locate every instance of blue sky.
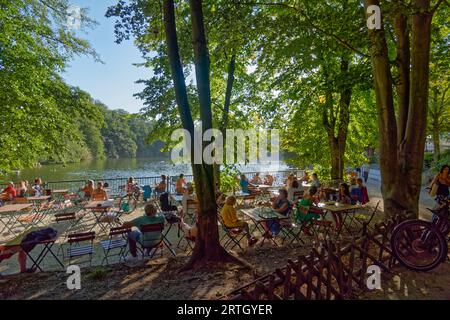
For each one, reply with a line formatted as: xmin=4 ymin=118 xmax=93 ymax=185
xmin=62 ymin=0 xmax=148 ymax=114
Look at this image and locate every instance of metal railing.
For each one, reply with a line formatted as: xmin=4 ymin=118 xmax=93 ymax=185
xmin=0 ymin=169 xmax=301 ymax=194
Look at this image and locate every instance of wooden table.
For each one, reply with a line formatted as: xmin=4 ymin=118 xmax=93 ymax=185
xmin=85 ymin=200 xmax=116 ymax=233
xmin=52 ymin=189 xmax=68 ymax=194
xmin=85 ymin=200 xmax=114 ymax=210
xmin=241 ymin=207 xmax=289 ymax=246
xmin=26 ymin=196 xmax=51 ymax=203
xmin=0 ymin=204 xmax=34 ymax=237
xmin=317 ymin=203 xmax=362 ymax=235
xmin=0 ymin=203 xmax=33 ymax=214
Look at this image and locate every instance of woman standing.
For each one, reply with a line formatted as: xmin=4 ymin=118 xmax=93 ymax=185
xmin=430 ymin=164 xmax=450 ymax=200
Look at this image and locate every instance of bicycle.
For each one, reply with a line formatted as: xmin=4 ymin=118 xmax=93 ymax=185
xmin=118 ymin=185 xmax=142 ymax=214
xmin=390 ymin=195 xmax=449 ymax=271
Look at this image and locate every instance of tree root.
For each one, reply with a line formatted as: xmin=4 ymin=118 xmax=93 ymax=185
xmin=179 ymin=246 xmax=254 ymax=273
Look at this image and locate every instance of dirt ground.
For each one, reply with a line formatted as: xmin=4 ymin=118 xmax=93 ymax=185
xmin=0 ymin=244 xmax=313 ymax=300
xmin=358 ymin=260 xmax=450 ymax=300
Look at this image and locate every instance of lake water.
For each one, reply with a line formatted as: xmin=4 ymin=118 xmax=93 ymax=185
xmin=3 ymin=158 xmax=290 ymax=183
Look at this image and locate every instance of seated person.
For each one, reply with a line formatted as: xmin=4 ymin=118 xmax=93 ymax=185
xmin=92 ymin=182 xmax=108 ymax=201
xmin=265 ymin=189 xmax=291 ymax=237
xmin=250 ymin=173 xmax=262 ymax=185
xmin=175 ymin=174 xmax=186 ymax=194
xmin=159 ymin=192 xmax=178 ymax=212
xmin=16 ymin=180 xmax=28 ymax=198
xmin=122 ymin=203 xmax=165 ymax=260
xmin=220 ymin=196 xmax=258 ymax=246
xmin=338 ymin=183 xmax=353 ymax=205
xmin=239 ymin=174 xmax=255 ymax=194
xmin=295 ymin=187 xmax=320 ymax=223
xmin=32 ymin=178 xmax=43 ymax=196
xmin=2 ymin=182 xmax=17 ymax=200
xmin=155 ymin=175 xmax=167 ymax=194
xmin=355 ymin=178 xmax=369 ymax=204
xmin=81 ymin=180 xmax=94 ymax=199
xmin=264 ymin=174 xmax=274 ymax=186
xmin=285 ymin=173 xmax=295 ymax=188
xmin=310 ymin=173 xmax=321 ymax=188
xmin=0 ymin=244 xmax=27 ymax=274
xmin=299 ymin=171 xmax=310 ymax=183
xmin=126 ymin=177 xmax=138 ymax=194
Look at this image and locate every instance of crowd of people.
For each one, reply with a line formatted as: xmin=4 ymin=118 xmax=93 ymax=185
xmin=3 ymin=165 xmax=448 ymax=265
xmin=0 ymin=178 xmax=46 ymax=201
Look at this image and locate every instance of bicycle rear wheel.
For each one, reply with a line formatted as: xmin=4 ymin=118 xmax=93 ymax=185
xmin=391 ymin=219 xmax=447 ymax=272
xmin=119 ymin=194 xmax=138 ymax=214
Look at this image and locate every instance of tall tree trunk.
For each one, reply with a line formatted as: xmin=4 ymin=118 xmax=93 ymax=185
xmin=214 ymin=54 xmax=236 ymax=187
xmin=365 ymin=0 xmax=433 ymax=219
xmin=187 ymin=0 xmax=243 ymax=269
xmin=322 ymin=58 xmax=352 ymax=181
xmin=364 ymin=0 xmax=401 ymax=218
xmin=432 ymin=128 xmax=440 ymax=161
xmin=163 ymin=0 xmax=240 ymax=270
xmin=402 ymin=0 xmax=432 ymax=216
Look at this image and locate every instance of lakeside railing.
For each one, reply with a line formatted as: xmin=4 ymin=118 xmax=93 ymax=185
xmin=0 ymin=169 xmax=303 ymax=194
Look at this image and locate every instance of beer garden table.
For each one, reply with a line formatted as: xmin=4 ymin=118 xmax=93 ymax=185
xmin=0 ymin=204 xmax=34 ymax=238
xmin=316 ymin=202 xmax=362 ymax=237
xmin=240 ymin=207 xmax=290 ymax=247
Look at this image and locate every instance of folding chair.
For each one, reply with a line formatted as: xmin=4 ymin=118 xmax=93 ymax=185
xmin=19 ymin=201 xmax=57 ymax=228
xmin=217 ymin=214 xmax=246 ymax=251
xmin=352 ymin=201 xmax=381 ymax=235
xmin=279 ymin=208 xmax=306 ymax=245
xmin=100 ymin=226 xmax=130 ymax=265
xmin=309 ymin=206 xmax=334 ymax=240
xmin=137 ymin=223 xmax=167 ymax=259
xmin=185 ymin=199 xmax=198 ymax=224
xmin=176 ymin=223 xmax=195 ymax=254
xmin=66 ymin=232 xmax=95 ymax=266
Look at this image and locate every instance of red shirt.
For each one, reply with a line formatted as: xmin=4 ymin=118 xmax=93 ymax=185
xmin=3 ymin=186 xmax=17 ymax=199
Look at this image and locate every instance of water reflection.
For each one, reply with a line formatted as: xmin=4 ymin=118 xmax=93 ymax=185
xmin=4 ymin=158 xmax=289 ymax=182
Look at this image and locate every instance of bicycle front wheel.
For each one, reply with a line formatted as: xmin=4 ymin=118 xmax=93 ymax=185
xmin=119 ymin=194 xmax=138 ymax=214
xmin=391 ymin=219 xmax=448 ymax=272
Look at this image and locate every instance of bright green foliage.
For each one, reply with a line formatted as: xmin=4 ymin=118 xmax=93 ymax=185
xmin=0 ymin=0 xmax=97 ymax=171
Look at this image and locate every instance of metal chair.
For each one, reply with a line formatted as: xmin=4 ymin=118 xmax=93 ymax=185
xmin=217 ymin=214 xmax=246 ymax=251
xmin=100 ymin=226 xmax=131 ymax=265
xmin=137 ymin=223 xmax=166 ymax=259
xmin=66 ymin=231 xmax=95 ymax=266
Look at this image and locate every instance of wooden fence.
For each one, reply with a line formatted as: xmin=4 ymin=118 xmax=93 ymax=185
xmin=222 ymin=217 xmax=402 ymax=300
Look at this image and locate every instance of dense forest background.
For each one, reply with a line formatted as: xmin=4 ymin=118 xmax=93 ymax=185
xmin=43 ymin=91 xmax=167 ymax=166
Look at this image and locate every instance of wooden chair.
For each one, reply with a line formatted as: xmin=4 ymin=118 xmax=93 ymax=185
xmin=137 ymin=223 xmax=165 ymax=259
xmin=309 ymin=206 xmax=334 ymax=240
xmin=66 ymin=231 xmax=95 ymax=266
xmin=100 ymin=226 xmax=131 ymax=265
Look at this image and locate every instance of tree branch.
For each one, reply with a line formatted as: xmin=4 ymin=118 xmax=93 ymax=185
xmin=431 ymin=0 xmax=447 ymax=14
xmin=234 ymin=1 xmax=368 ymax=58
